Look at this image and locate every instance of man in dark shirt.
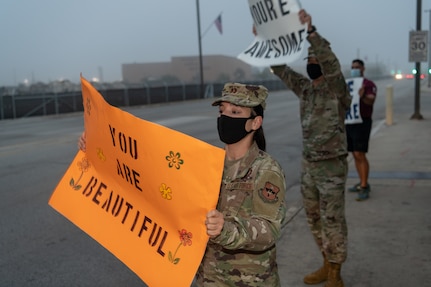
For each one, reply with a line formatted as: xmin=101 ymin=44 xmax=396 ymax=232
xmin=346 ymin=59 xmax=377 ymax=201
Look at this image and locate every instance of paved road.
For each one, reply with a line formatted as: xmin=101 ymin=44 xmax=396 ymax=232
xmin=0 ymin=78 xmax=417 ymax=286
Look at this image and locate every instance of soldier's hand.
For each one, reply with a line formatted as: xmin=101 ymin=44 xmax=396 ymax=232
xmin=78 ymin=131 xmax=87 ymax=152
xmin=205 ymin=209 xmax=224 ymax=238
xmin=298 ymin=9 xmax=312 ymax=27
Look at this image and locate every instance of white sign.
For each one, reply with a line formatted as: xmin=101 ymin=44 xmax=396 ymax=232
xmin=409 ymin=31 xmax=428 ymax=62
xmin=238 ymin=0 xmax=307 ymax=67
xmin=345 ymin=77 xmax=364 ymax=125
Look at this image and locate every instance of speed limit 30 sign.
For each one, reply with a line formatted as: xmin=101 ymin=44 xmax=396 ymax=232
xmin=409 ymin=30 xmax=428 ymax=62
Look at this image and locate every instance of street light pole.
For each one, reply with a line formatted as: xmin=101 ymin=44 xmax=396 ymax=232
xmin=412 ymin=0 xmax=424 ymax=120
xmin=426 ymin=9 xmax=431 ymax=87
xmin=196 ymin=0 xmax=204 ymax=98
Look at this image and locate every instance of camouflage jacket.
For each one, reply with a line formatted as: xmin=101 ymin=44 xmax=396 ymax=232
xmin=271 ymin=32 xmax=352 ymax=162
xmin=196 ymin=142 xmax=286 ymax=286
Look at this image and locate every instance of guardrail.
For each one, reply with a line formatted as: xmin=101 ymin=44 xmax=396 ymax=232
xmin=0 ymin=80 xmax=286 ymax=120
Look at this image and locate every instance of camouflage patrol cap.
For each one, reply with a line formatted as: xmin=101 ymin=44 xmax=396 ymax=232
xmin=212 ymin=82 xmax=268 ymax=109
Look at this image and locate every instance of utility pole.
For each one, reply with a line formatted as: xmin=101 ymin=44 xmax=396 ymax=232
xmin=426 ymin=9 xmax=431 ymax=87
xmin=196 ymin=0 xmax=204 ymax=98
xmin=412 ymin=0 xmax=424 ymax=119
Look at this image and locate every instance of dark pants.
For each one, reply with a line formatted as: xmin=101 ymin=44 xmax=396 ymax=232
xmin=346 ymin=118 xmax=372 ymax=153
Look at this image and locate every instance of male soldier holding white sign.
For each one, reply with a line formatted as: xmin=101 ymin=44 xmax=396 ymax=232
xmin=346 ymin=59 xmax=377 ymax=201
xmin=264 ymin=9 xmax=351 ymax=287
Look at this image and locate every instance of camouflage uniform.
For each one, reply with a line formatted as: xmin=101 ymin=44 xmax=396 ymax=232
xmin=195 ymin=142 xmax=286 ymax=286
xmin=271 ymin=32 xmax=351 ymax=264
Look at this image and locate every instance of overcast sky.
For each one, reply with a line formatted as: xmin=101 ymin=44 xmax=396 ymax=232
xmin=1 ymin=0 xmax=430 ymax=86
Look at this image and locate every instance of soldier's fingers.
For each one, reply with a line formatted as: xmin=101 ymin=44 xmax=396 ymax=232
xmin=206 ymin=222 xmax=222 ymax=237
xmin=207 ymin=209 xmax=223 ymax=220
xmin=78 ymin=136 xmax=86 ymax=152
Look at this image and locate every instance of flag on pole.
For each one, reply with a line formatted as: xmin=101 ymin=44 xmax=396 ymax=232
xmin=214 ymin=14 xmax=222 ymax=35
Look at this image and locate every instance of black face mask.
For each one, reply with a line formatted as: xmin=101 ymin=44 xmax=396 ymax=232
xmin=217 ymin=115 xmax=253 ymax=144
xmin=306 ymin=63 xmax=323 ymax=80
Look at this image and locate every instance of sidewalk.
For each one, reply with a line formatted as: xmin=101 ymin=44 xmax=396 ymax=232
xmin=277 ymin=85 xmax=431 ymax=286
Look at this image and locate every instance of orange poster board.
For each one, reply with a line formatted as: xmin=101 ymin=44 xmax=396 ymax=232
xmin=49 ymin=77 xmax=225 ymax=287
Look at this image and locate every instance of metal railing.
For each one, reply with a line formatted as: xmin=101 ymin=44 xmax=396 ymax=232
xmin=0 ymin=80 xmax=286 ymax=120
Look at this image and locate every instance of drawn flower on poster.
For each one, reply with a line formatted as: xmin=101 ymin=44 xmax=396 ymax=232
xmin=165 ymin=151 xmax=184 ymax=170
xmin=97 ymin=147 xmax=106 ymax=161
xmin=160 ymin=183 xmax=172 ymax=200
xmin=70 ymin=156 xmax=91 ymax=190
xmin=168 ymin=229 xmax=193 ymax=265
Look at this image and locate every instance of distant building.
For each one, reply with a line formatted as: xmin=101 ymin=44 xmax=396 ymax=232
xmin=122 ymin=55 xmax=256 ymax=85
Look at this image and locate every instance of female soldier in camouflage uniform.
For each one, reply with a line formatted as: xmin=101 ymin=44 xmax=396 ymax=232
xmin=195 ymin=83 xmax=286 ymax=286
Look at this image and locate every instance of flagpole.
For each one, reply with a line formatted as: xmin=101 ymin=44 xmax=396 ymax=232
xmin=196 ymin=0 xmax=204 ymax=98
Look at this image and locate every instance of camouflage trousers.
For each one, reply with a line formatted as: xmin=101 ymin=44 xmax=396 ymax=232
xmin=301 ymin=155 xmax=348 ymax=263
